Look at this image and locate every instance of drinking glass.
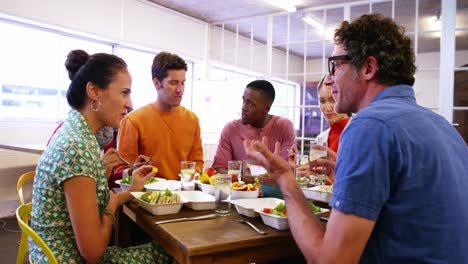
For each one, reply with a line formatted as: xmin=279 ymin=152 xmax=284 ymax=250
xmin=309 ymin=138 xmax=327 ymax=186
xmin=214 ymin=174 xmax=232 ymax=216
xmin=228 ymin=160 xmax=242 ymax=183
xmin=180 ymin=161 xmax=196 ymax=190
xmin=294 ymin=154 xmax=309 ymax=187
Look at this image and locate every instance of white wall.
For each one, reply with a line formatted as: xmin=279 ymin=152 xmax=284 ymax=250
xmin=0 ymin=0 xmax=207 ymax=60
xmin=209 ymin=26 xmax=304 ymax=77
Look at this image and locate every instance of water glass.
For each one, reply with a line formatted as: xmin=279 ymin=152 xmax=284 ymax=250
xmin=214 ymin=174 xmax=232 ymax=216
xmin=309 ymin=138 xmax=327 ymax=186
xmin=228 ymin=160 xmax=242 ymax=183
xmin=294 ymin=154 xmax=309 ymax=187
xmin=180 ymin=161 xmax=196 ymax=190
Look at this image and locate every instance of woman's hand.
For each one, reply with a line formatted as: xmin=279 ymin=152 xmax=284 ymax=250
xmin=129 ymin=165 xmax=156 ymax=192
xmin=102 ymin=148 xmax=119 ymax=179
xmin=309 ymin=147 xmax=337 ymax=184
xmin=133 ymin=155 xmax=152 ymax=167
xmin=243 ymin=137 xmax=293 ymax=184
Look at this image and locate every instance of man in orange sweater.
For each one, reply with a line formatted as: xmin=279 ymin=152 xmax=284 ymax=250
xmin=115 ymin=52 xmax=203 ymax=180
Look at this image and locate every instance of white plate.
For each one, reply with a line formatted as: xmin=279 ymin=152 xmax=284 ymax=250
xmin=230 ymin=198 xmax=284 ymax=218
xmin=145 ymin=180 xmax=182 ymax=191
xmin=302 ymin=185 xmax=332 ymax=203
xmin=131 ymin=191 xmax=188 ymax=215
xmin=174 ymin=191 xmax=216 ymax=210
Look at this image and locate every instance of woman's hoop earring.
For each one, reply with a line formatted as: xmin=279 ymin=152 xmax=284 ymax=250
xmin=90 ymin=100 xmax=101 ymax=112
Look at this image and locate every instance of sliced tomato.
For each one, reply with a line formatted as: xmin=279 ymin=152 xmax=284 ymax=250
xmin=262 ymin=208 xmax=272 ymax=214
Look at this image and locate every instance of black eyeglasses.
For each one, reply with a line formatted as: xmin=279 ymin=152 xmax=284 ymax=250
xmin=328 ymin=55 xmax=352 ymax=75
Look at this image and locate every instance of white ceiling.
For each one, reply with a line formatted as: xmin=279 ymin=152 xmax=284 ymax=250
xmin=147 ymin=0 xmax=468 ymax=59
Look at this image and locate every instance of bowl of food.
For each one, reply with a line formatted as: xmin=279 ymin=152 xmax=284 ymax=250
xmin=231 ymin=197 xmax=284 ymax=218
xmin=231 ymin=182 xmax=259 ymax=200
xmin=116 ymin=176 xmax=165 ymax=191
xmin=131 ymin=190 xmax=187 ymax=215
xmin=255 ymin=201 xmax=329 ymax=230
xmin=255 ymin=202 xmax=289 ymax=230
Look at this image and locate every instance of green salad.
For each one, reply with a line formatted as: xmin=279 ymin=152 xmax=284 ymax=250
xmin=308 ymin=201 xmax=321 ymax=214
xmin=120 ymin=176 xmax=158 ymax=185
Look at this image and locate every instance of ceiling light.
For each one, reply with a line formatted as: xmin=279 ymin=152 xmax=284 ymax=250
xmin=263 ymin=0 xmax=298 ymax=12
xmin=302 ymin=14 xmax=335 ymax=40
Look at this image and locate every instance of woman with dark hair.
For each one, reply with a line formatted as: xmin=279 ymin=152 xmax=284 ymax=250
xmin=31 ymin=50 xmax=173 ymax=263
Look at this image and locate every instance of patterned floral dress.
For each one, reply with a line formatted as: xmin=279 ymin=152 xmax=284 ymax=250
xmin=30 ymin=110 xmax=174 ymax=264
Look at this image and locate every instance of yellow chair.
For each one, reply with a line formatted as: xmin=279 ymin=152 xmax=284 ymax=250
xmin=16 ymin=171 xmax=35 ymax=205
xmin=16 ymin=203 xmax=58 ymax=264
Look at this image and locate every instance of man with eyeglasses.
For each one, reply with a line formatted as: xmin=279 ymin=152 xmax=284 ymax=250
xmin=243 ymin=13 xmax=468 ymax=263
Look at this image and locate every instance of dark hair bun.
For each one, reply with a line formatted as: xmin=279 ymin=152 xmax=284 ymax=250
xmin=65 ymin=49 xmax=89 ymax=80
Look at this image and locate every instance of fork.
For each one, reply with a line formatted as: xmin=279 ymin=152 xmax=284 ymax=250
xmin=117 ymin=153 xmax=137 ymax=170
xmin=235 ymin=219 xmax=267 ymax=235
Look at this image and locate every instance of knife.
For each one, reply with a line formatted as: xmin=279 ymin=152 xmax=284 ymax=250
xmin=155 ymin=214 xmax=217 ymax=224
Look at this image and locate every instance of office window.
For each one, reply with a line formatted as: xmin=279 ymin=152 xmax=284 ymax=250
xmin=0 ymin=21 xmax=111 ymax=121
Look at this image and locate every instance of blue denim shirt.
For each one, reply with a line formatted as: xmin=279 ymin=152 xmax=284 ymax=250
xmin=330 ymin=85 xmax=468 ymax=263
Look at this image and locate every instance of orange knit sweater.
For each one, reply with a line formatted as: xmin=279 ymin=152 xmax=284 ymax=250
xmin=116 ymin=104 xmax=204 ymax=180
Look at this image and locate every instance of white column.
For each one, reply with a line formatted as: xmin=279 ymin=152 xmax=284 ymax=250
xmin=438 ymin=0 xmax=456 ymax=122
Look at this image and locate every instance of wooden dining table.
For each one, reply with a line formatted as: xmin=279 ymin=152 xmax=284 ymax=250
xmin=118 ymin=200 xmax=325 ymax=264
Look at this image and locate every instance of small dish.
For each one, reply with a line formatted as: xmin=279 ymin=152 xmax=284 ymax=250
xmin=255 ymin=206 xmax=330 ymax=230
xmin=175 ymin=191 xmax=216 ymax=210
xmin=115 ymin=179 xmax=131 ymax=191
xmin=255 ymin=209 xmax=290 ymax=230
xmin=231 ymin=189 xmax=259 ymax=200
xmin=195 ymin=180 xmax=215 ymax=195
xmin=131 ymin=191 xmax=187 ymax=215
xmin=302 ymin=185 xmax=332 ymax=203
xmin=145 ymin=180 xmax=182 ymax=191
xmin=230 ymin=198 xmax=284 ymax=218
xmin=116 ymin=177 xmax=166 ymax=192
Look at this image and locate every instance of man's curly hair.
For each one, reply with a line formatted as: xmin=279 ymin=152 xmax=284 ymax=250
xmin=334 ymin=13 xmax=416 ymax=86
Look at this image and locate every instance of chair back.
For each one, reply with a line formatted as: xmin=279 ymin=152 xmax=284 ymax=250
xmin=17 ymin=171 xmax=35 ymax=205
xmin=16 ymin=203 xmax=58 ymax=264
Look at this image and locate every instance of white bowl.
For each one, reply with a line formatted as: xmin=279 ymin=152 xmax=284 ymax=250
xmin=115 ymin=179 xmax=131 ymax=191
xmin=145 ymin=180 xmax=182 ymax=191
xmin=302 ymin=185 xmax=332 ymax=203
xmin=131 ymin=191 xmax=187 ymax=215
xmin=175 ymin=191 xmax=215 ymax=210
xmin=255 ymin=209 xmax=290 ymax=230
xmin=116 ymin=177 xmax=166 ymax=192
xmin=195 ymin=181 xmax=215 ymax=195
xmin=230 ymin=198 xmax=284 ymax=218
xmin=231 ymin=189 xmax=259 ymax=200
xmin=254 ymin=203 xmax=330 ymax=230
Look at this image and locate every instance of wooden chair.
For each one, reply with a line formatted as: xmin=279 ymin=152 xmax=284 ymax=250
xmin=16 ymin=203 xmax=58 ymax=264
xmin=16 ymin=171 xmax=35 ymax=205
